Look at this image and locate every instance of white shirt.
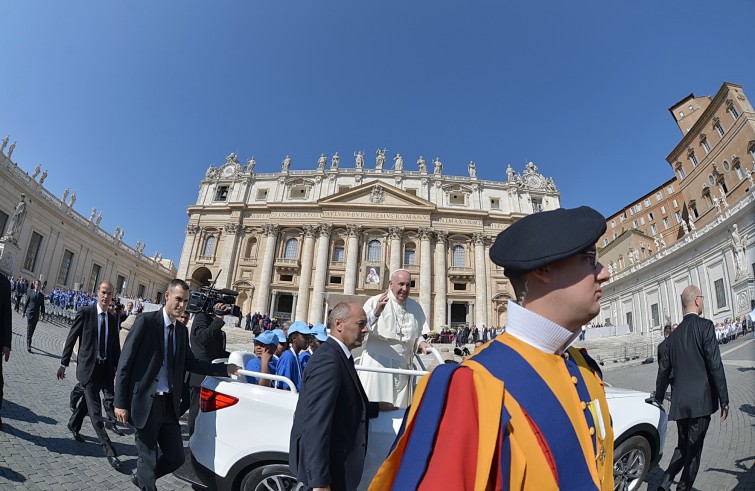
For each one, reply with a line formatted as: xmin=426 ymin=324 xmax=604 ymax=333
xmin=156 ymin=308 xmax=177 ymax=394
xmin=328 ymin=335 xmax=352 ymax=361
xmin=96 ymin=304 xmax=109 ymax=360
xmin=505 ymin=301 xmax=581 ymax=355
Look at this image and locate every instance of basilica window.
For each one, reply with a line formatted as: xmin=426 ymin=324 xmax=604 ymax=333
xmin=403 ymin=243 xmax=416 ymax=266
xmin=367 ymin=240 xmax=382 ymax=262
xmin=532 ymin=198 xmax=543 ymax=213
xmin=202 ymin=236 xmax=216 ymax=257
xmin=332 ymin=240 xmax=345 ymax=263
xmin=244 ymin=237 xmax=257 ymax=259
xmin=284 ymin=238 xmax=299 ymax=259
xmin=452 ymin=245 xmax=465 ymax=267
xmin=214 ymin=185 xmax=229 ymax=201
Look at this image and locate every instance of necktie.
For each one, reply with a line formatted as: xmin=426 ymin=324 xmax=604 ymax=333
xmin=98 ymin=312 xmax=106 ymax=360
xmin=167 ymin=324 xmax=175 ymax=390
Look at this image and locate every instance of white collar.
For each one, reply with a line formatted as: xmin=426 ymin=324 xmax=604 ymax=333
xmin=161 ymin=308 xmax=173 ymax=328
xmin=96 ymin=304 xmax=107 ymax=316
xmin=328 ymin=335 xmax=352 ymax=360
xmin=505 ymin=300 xmax=580 ymax=355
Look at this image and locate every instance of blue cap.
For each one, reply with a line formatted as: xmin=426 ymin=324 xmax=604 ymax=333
xmin=253 ymin=331 xmax=279 ymax=346
xmin=311 ymin=323 xmax=328 ymax=342
xmin=288 ymin=321 xmax=315 ymax=337
xmin=272 ymin=329 xmax=287 ymax=344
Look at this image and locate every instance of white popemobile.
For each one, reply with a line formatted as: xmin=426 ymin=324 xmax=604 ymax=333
xmin=176 ymin=349 xmax=666 ymax=491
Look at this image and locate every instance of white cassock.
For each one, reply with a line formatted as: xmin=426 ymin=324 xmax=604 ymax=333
xmin=358 ymin=291 xmax=430 ymax=408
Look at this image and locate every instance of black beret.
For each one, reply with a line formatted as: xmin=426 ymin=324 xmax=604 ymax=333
xmin=489 ymin=206 xmax=606 ymax=278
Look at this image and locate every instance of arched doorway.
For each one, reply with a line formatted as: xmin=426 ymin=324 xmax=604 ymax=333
xmin=493 ymin=293 xmax=512 ymax=327
xmin=190 ymin=267 xmax=213 ymax=289
xmin=232 ymin=281 xmax=255 ymax=315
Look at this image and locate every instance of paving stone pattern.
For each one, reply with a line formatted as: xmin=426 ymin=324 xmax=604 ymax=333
xmin=1 ymin=309 xmax=753 ymax=490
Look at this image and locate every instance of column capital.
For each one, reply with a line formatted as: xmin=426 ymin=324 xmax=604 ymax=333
xmin=388 ymin=226 xmax=404 ymax=240
xmin=262 ymin=224 xmax=279 ymax=237
xmin=224 ymin=222 xmax=241 ymax=235
xmin=472 ymin=231 xmax=486 ymax=245
xmin=418 ymin=227 xmax=433 ymax=241
xmin=346 ymin=224 xmax=362 ymax=238
xmin=186 ymin=224 xmax=200 ymax=235
xmin=434 ymin=230 xmax=448 ymax=244
xmin=303 ymin=224 xmax=318 ymax=238
xmin=318 ymin=223 xmax=332 ymax=237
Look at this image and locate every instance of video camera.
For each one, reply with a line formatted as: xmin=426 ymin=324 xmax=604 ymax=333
xmin=185 ymin=285 xmax=240 ymax=317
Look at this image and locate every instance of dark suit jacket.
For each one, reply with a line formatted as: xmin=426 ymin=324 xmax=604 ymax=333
xmin=114 ymin=309 xmax=228 ymax=430
xmin=289 ymin=338 xmax=379 ymax=490
xmin=655 ymin=313 xmax=729 ymax=420
xmin=60 ymin=305 xmax=120 ymax=385
xmin=0 ymin=276 xmax=11 ymax=349
xmin=23 ymin=289 xmax=46 ymax=319
xmin=189 ymin=312 xmax=229 ymax=387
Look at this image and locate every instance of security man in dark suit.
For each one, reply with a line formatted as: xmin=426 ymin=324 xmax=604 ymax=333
xmin=114 ymin=279 xmax=239 ymax=491
xmin=57 ymin=281 xmax=122 ymax=469
xmin=23 ymin=279 xmax=45 ymax=352
xmin=655 ymin=284 xmax=729 ymax=491
xmin=289 ymin=302 xmax=394 ymax=491
xmin=187 ymin=303 xmax=229 ymax=435
xmin=0 ymin=274 xmax=12 ymax=430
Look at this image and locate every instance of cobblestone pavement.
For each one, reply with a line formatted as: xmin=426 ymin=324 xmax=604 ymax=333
xmin=1 ymin=309 xmax=752 ymax=490
xmin=0 ymin=310 xmax=191 ymax=490
xmin=602 ymin=333 xmax=755 ymax=491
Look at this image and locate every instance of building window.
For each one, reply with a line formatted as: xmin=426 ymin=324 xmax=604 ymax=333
xmin=663 ymin=217 xmax=670 ymax=229
xmin=116 ymin=274 xmax=126 ymax=294
xmin=280 ymin=274 xmax=294 ymax=282
xmin=734 ymin=162 xmax=744 ymax=180
xmin=532 ymin=198 xmax=543 ymax=213
xmin=714 ymin=278 xmax=727 ymax=309
xmin=329 ymin=275 xmax=342 ymax=285
xmin=610 ymin=220 xmax=616 ymax=228
xmin=603 ymin=238 xmax=609 ymax=246
xmin=283 ymin=238 xmax=299 ymax=259
xmin=137 ymin=283 xmax=146 ymax=299
xmin=640 ymin=217 xmax=645 ymax=225
xmin=57 ymin=249 xmax=74 ymax=286
xmin=708 ymin=174 xmax=715 ymax=186
xmin=449 ymin=193 xmax=465 ymax=206
xmin=405 ymin=188 xmax=417 ymax=196
xmin=290 ymin=187 xmax=307 ymax=199
xmin=632 ymin=220 xmax=639 ymax=228
xmin=23 ymin=231 xmax=44 ymax=272
xmin=453 ymin=283 xmax=466 ymax=291
xmin=403 ymin=242 xmax=416 ymax=265
xmin=714 ymin=121 xmax=725 ymax=137
xmin=728 ymin=104 xmax=739 ymax=120
xmin=677 ymin=167 xmax=686 ymax=180
xmin=0 ymin=210 xmax=7 ymax=237
xmin=702 ymin=138 xmax=711 ymax=154
xmin=490 ymin=198 xmax=500 ymax=210
xmin=667 ymin=185 xmax=674 ymax=193
xmin=673 ymin=199 xmax=678 ymax=208
xmin=690 ymin=201 xmax=699 ymax=219
xmin=89 ymin=263 xmax=102 ymax=293
xmin=650 ymin=223 xmax=658 ymax=235
xmin=723 ymin=160 xmax=730 ymax=172
xmin=256 ymin=189 xmax=268 ymax=200
xmin=244 ymin=237 xmax=257 ymax=258
xmin=338 ymin=186 xmax=350 ymax=194
xmin=674 ymin=212 xmax=682 ymax=223
xmin=452 ymin=245 xmax=465 ymax=267
xmin=332 ymin=240 xmax=345 ymax=263
xmin=651 ymin=303 xmax=660 ymax=327
xmin=214 ymin=185 xmax=229 ymax=201
xmin=202 ymin=236 xmax=216 ymax=257
xmin=661 ymin=205 xmax=666 ymax=214
xmin=689 ymin=152 xmax=698 ymax=167
xmin=644 ymin=199 xmax=651 ymax=207
xmin=612 ymin=232 xmax=618 ymax=240
xmin=656 ymin=192 xmax=663 ymax=200
xmin=367 ymin=240 xmax=381 ymax=262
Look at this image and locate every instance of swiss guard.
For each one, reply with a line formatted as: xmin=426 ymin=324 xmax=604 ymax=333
xmin=370 ymin=206 xmax=614 ymax=490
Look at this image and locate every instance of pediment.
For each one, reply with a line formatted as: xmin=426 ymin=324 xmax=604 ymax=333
xmin=319 ymin=181 xmax=436 ymax=210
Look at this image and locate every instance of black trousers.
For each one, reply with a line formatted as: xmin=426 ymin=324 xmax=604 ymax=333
xmin=14 ymin=294 xmax=22 ymax=312
xmin=134 ymin=393 xmax=184 ymax=491
xmin=26 ymin=314 xmax=39 ymax=349
xmin=69 ymin=382 xmax=116 ymax=431
xmin=0 ymin=354 xmax=5 ymax=412
xmin=659 ymin=415 xmax=711 ymax=491
xmin=69 ymin=364 xmax=117 ymax=458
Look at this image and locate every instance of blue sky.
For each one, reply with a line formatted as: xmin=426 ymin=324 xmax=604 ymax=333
xmin=2 ymin=1 xmax=754 ymax=263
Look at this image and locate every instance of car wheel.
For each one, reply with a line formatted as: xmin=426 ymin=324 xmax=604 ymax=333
xmin=613 ymin=435 xmax=651 ymax=491
xmin=239 ymin=464 xmax=304 ymax=491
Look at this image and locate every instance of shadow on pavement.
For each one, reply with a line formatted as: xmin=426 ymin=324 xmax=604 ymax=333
xmin=2 ymin=399 xmax=57 ymax=424
xmin=708 ymin=455 xmax=755 ymax=491
xmin=0 ymin=464 xmax=26 ymax=483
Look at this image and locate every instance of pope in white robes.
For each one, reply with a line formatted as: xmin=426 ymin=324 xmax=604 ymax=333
xmin=359 ymin=269 xmax=431 ymax=408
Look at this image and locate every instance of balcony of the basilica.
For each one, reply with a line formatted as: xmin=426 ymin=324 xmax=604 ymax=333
xmin=448 ymin=266 xmax=475 ymax=280
xmin=275 ymin=257 xmax=301 ymax=273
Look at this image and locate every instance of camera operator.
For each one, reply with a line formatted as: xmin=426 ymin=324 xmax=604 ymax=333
xmin=187 ymin=301 xmax=230 ymax=435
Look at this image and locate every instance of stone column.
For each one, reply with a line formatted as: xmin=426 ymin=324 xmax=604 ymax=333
xmin=216 ymin=222 xmax=242 ymax=288
xmin=418 ymin=228 xmax=433 ymax=323
xmin=295 ymin=225 xmax=317 ymax=322
xmin=473 ymin=232 xmax=488 ymax=326
xmin=343 ymin=225 xmax=361 ymax=295
xmin=309 ymin=224 xmax=331 ymax=323
xmin=433 ymin=231 xmax=448 ymax=328
xmin=447 ymin=301 xmax=452 ymax=327
xmin=254 ymin=224 xmax=279 ymax=314
xmin=270 ymin=291 xmax=278 ymax=316
xmin=290 ymin=294 xmax=298 ymax=322
xmin=388 ymin=226 xmax=403 ymax=275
